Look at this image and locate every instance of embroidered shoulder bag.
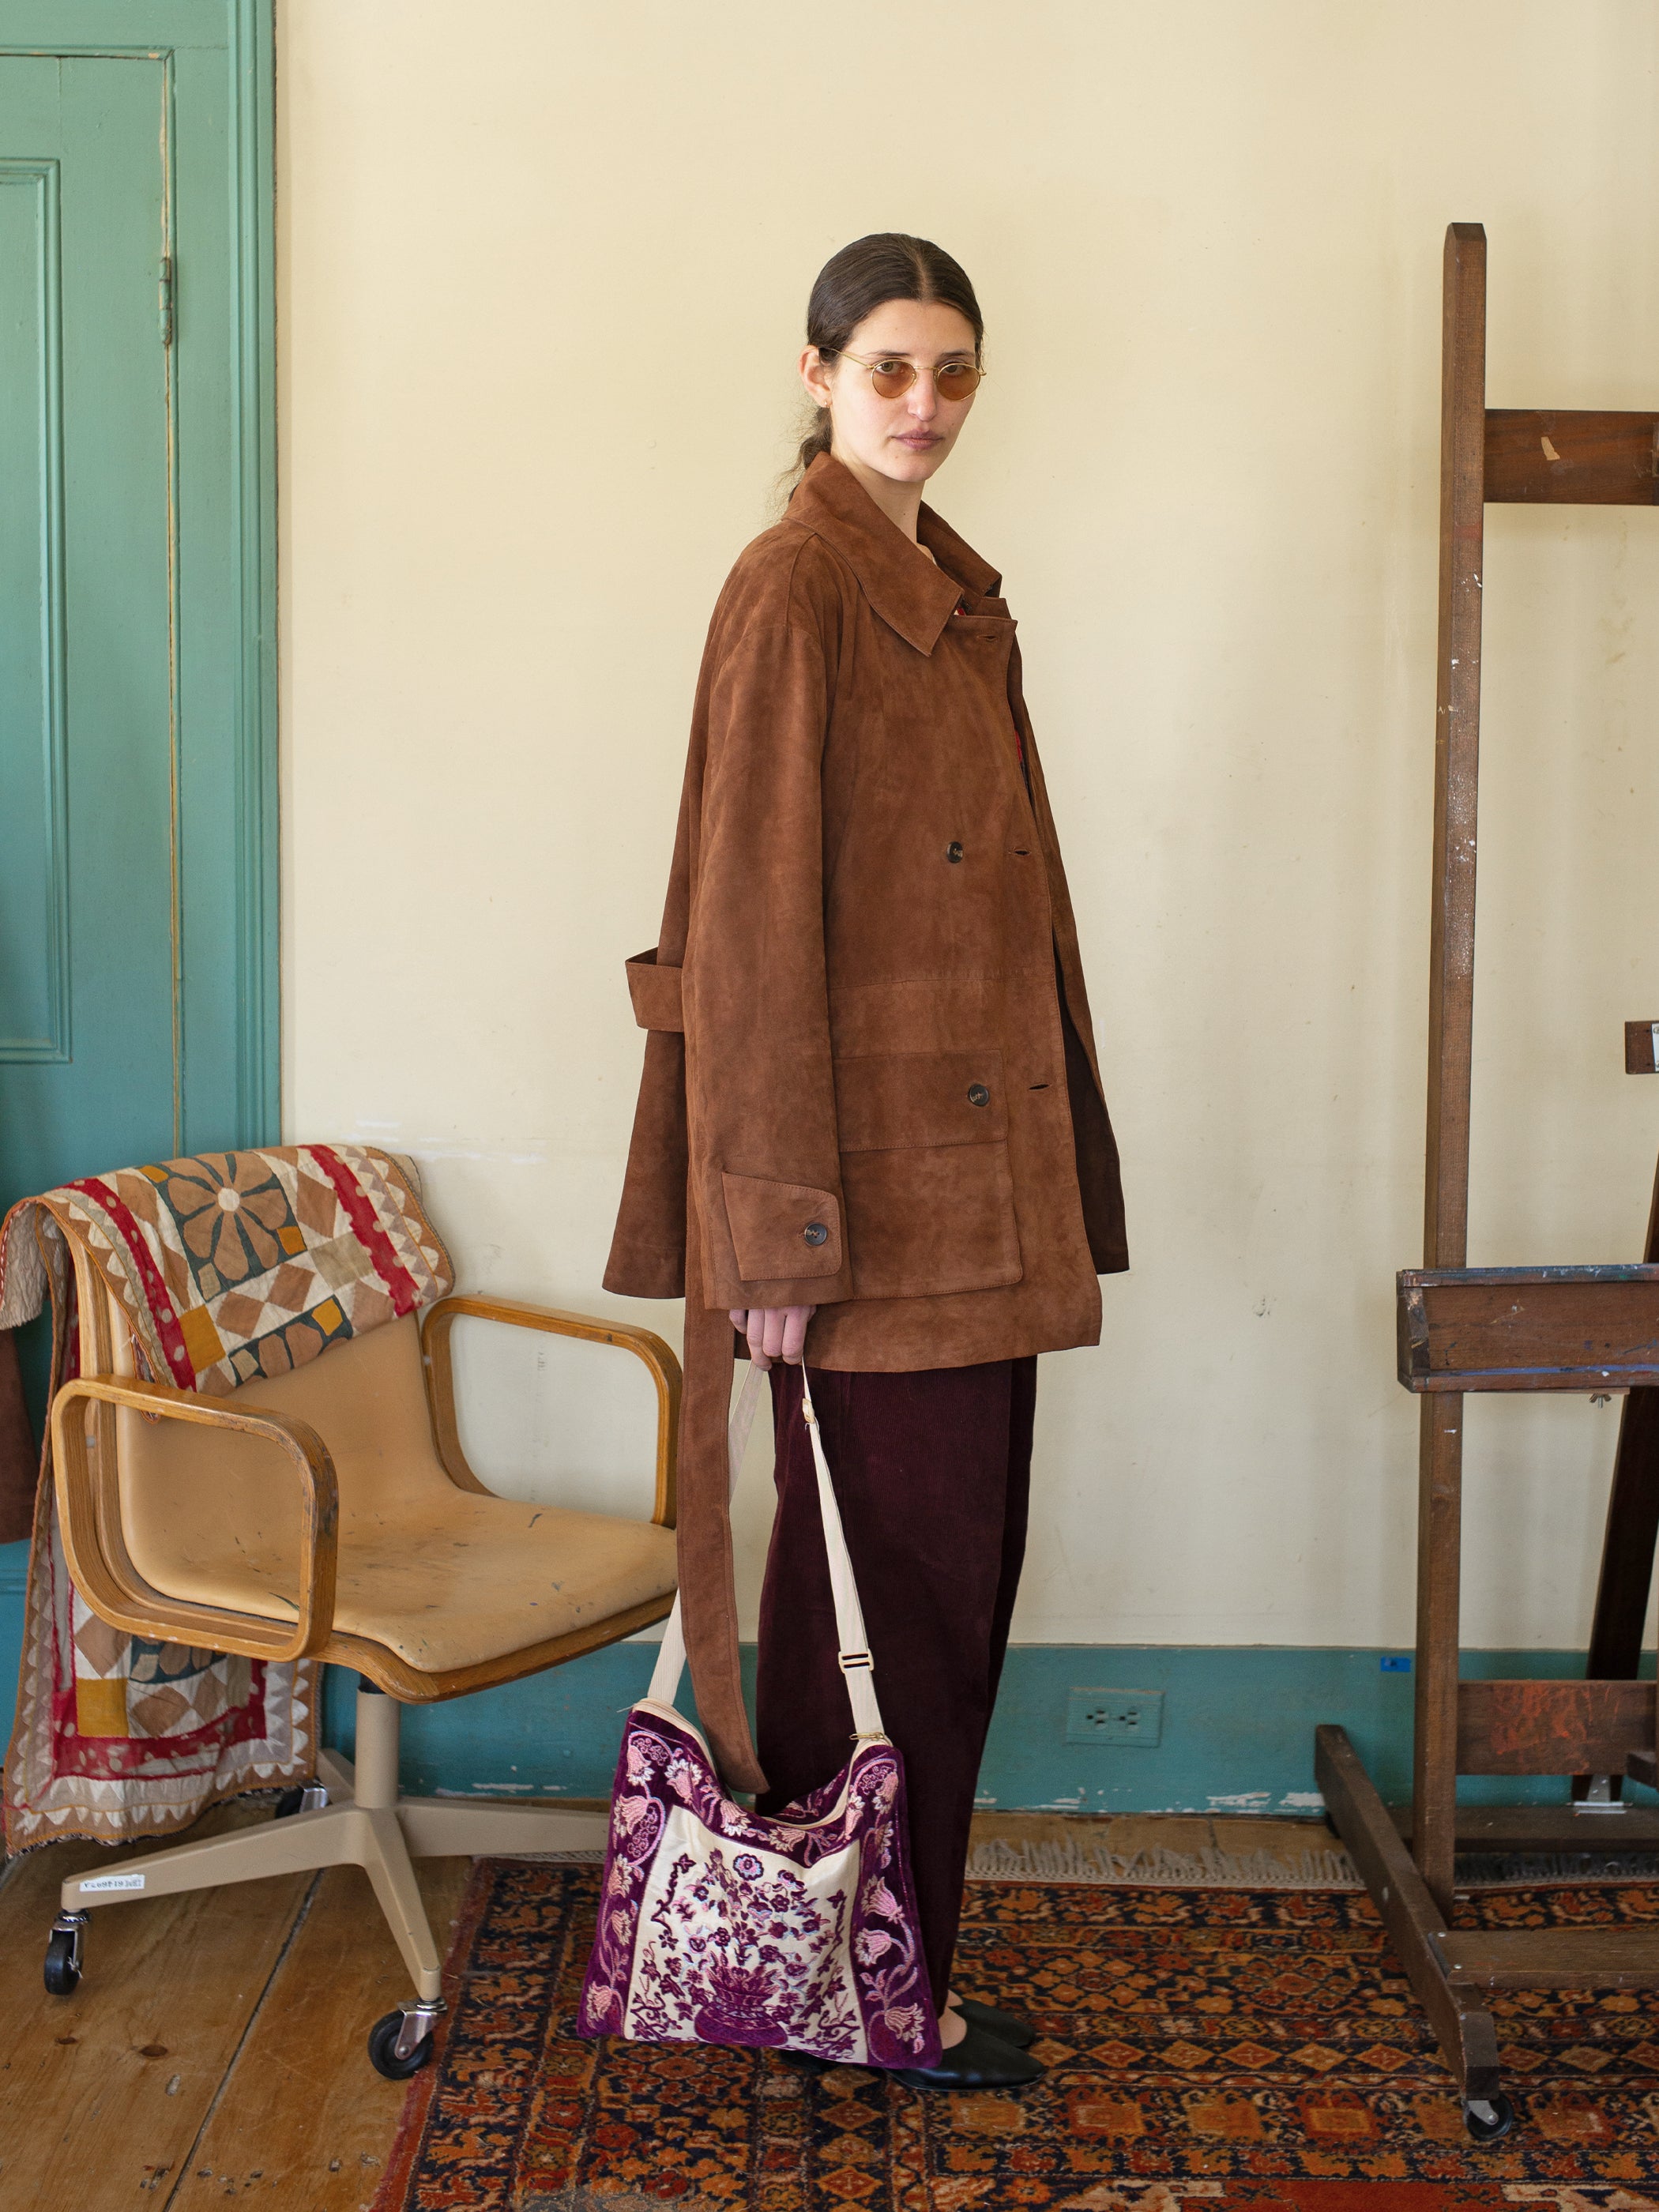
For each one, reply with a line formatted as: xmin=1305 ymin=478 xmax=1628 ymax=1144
xmin=577 ymin=1363 xmax=941 ymax=2068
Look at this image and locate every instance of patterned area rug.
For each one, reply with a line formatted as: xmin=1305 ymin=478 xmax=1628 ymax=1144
xmin=375 ymin=1864 xmax=1659 ymax=2209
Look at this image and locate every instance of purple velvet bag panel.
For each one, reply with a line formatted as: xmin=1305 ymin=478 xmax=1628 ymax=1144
xmin=577 ymin=1700 xmax=940 ymax=2069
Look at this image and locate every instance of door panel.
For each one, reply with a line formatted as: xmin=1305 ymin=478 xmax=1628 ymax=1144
xmin=0 ymin=0 xmax=275 ymax=1694
xmin=0 ymin=55 xmax=175 ymax=1198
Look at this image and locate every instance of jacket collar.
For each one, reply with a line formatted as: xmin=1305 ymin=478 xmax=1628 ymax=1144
xmin=788 ymin=453 xmax=1003 ymax=655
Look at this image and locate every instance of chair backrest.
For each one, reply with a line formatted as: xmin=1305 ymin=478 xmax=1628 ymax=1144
xmin=111 ymin=1307 xmax=454 ymax=1592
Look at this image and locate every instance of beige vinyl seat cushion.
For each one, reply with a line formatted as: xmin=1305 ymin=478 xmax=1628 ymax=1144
xmin=113 ymin=1312 xmax=677 ymax=1673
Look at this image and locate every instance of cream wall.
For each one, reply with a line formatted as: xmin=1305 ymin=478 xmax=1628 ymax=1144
xmin=277 ymin=0 xmax=1659 ymax=1652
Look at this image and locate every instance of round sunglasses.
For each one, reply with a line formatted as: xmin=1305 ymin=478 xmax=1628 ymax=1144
xmin=837 ymin=351 xmax=985 ymax=402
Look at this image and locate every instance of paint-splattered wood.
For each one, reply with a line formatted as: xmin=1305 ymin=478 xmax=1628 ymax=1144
xmin=1413 ymin=220 xmax=1489 ymax=1922
xmin=1460 ymin=1672 xmax=1654 ymax=1778
xmin=1484 ymin=409 xmax=1659 ymax=505
xmin=1398 ymin=1266 xmax=1659 ymax=1391
xmin=0 ymin=1805 xmax=310 ymax=2208
xmin=1457 ymin=1676 xmax=1654 ymax=1774
xmin=169 ymin=1856 xmax=473 ymax=2210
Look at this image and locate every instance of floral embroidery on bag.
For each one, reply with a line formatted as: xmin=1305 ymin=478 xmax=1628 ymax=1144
xmin=578 ymin=1706 xmax=939 ymax=2068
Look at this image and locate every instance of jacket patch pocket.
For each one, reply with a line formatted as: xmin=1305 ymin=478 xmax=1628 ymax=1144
xmin=834 ymin=1051 xmax=1023 ymax=1300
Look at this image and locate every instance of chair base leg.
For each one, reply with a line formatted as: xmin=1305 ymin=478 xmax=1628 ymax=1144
xmin=398 ymin=1796 xmax=608 ymax=1856
xmin=55 ymin=1700 xmax=612 ymax=2007
xmin=56 ymin=1800 xmax=444 ymax=1998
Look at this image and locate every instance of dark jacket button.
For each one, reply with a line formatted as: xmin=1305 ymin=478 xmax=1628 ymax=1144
xmin=803 ymin=1221 xmax=829 ymax=1247
xmin=967 ymin=1084 xmax=990 ymax=1107
xmin=946 ymin=841 xmax=964 ymax=863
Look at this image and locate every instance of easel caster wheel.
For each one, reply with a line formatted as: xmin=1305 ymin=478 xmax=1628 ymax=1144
xmin=1462 ymin=2093 xmax=1514 ymax=2144
xmin=43 ymin=1912 xmax=88 ymax=1997
xmin=367 ymin=2009 xmax=434 ymax=2080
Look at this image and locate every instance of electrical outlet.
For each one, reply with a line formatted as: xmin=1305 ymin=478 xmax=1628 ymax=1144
xmin=1066 ymin=1687 xmax=1164 ymax=1747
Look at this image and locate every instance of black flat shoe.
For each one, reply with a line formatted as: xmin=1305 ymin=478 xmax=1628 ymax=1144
xmin=777 ymin=2048 xmax=830 ymax=2075
xmin=893 ymin=2020 xmax=1045 ymax=2091
xmin=951 ymin=1996 xmax=1035 ymax=2049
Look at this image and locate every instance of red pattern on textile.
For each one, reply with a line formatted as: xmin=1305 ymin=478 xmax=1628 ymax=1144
xmin=308 ymin=1146 xmax=420 ymax=1316
xmin=65 ymin=1175 xmax=195 ymax=1385
xmin=47 ymin=1662 xmax=274 ymax=1780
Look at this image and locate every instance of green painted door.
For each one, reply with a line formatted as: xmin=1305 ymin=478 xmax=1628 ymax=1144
xmin=0 ymin=2 xmax=278 ymax=1475
xmin=0 ymin=0 xmax=276 ymax=1729
xmin=1 ymin=55 xmax=177 ymax=1214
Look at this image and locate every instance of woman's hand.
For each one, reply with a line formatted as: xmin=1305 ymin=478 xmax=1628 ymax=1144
xmin=728 ymin=1305 xmax=816 ymax=1370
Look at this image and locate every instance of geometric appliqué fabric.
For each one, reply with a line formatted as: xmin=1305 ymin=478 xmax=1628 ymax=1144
xmin=0 ymin=1145 xmax=453 ymax=1849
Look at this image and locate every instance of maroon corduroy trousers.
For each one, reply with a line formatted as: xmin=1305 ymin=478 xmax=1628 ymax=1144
xmin=756 ymin=1357 xmax=1036 ymax=2014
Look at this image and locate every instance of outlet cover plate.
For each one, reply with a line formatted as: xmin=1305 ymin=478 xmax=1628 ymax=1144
xmin=1066 ymin=1687 xmax=1164 ymax=1747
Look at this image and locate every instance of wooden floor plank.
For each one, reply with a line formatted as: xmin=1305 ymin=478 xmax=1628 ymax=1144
xmin=967 ymin=1808 xmax=1341 ymax=1875
xmin=169 ymin=1856 xmax=474 ymax=2210
xmin=0 ymin=1805 xmax=311 ymax=2210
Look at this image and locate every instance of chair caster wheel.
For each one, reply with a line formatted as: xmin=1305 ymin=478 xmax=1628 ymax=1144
xmin=44 ymin=1912 xmax=88 ymax=1996
xmin=367 ymin=2003 xmax=440 ymax=2079
xmin=1463 ymin=2092 xmax=1514 ymax=2143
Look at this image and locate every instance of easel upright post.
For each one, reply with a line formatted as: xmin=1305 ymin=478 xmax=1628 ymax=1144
xmin=1414 ymin=221 xmax=1488 ymax=1918
xmin=1320 ymin=223 xmax=1659 ymax=2140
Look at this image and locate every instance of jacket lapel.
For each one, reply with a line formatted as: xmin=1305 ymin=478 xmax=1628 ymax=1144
xmin=788 ymin=456 xmax=1001 ymax=654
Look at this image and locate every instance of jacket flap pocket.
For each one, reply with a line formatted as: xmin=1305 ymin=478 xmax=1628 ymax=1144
xmin=720 ymin=1173 xmax=844 ymax=1281
xmin=834 ymin=1051 xmax=1007 ymax=1152
xmin=626 ymin=947 xmax=683 ymax=1033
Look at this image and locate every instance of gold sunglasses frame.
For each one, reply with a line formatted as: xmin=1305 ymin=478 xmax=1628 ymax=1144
xmin=836 ymin=351 xmax=987 ymax=401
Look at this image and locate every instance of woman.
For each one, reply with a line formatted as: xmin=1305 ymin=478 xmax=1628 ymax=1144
xmin=606 ymin=233 xmax=1127 ymax=2088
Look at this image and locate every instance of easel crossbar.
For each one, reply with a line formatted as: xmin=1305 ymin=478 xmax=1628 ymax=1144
xmin=1485 ymin=410 xmax=1659 ymax=504
xmin=1456 ymin=1677 xmax=1653 ymax=1775
xmin=1398 ymin=1266 xmax=1659 ymax=1390
xmin=1438 ymin=1929 xmax=1659 ymax=1990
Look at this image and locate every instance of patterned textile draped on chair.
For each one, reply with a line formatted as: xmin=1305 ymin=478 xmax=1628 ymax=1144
xmin=0 ymin=1146 xmax=453 ymax=1849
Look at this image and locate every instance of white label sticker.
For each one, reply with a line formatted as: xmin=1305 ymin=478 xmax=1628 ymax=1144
xmin=77 ymin=1872 xmax=146 ymax=1894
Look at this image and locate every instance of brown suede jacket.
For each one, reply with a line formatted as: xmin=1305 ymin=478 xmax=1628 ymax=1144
xmin=604 ymin=453 xmax=1127 ymax=1786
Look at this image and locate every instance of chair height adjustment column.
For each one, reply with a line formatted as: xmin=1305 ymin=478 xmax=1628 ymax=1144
xmin=355 ymin=1682 xmax=401 ymax=1811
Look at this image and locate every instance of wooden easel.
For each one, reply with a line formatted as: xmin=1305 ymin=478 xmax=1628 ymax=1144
xmin=1318 ymin=223 xmax=1659 ymax=2143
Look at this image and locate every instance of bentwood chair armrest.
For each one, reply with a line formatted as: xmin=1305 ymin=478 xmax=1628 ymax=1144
xmin=419 ymin=1294 xmax=682 ymax=1526
xmin=50 ymin=1375 xmax=340 ymax=1664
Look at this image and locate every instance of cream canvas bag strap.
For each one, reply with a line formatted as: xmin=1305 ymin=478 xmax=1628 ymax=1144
xmin=648 ymin=1363 xmax=886 ymax=1741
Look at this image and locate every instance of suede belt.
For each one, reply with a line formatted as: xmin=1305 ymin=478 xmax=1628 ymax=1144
xmin=624 ymin=947 xmax=762 ymax=1788
xmin=678 ymin=1182 xmax=768 ymax=1793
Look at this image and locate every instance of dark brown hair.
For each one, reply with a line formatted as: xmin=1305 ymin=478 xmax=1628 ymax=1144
xmin=785 ymin=232 xmax=984 ymax=490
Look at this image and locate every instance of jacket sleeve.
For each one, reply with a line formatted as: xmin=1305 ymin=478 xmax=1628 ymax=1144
xmin=682 ymin=562 xmax=854 ymax=1311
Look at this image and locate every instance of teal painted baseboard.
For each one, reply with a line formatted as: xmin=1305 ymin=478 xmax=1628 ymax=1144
xmin=1 ymin=1537 xmax=30 ymax=1750
xmin=6 ymin=1565 xmax=1653 ymax=1820
xmin=3 ymin=1577 xmax=1653 ymax=1820
xmin=319 ymin=1641 xmax=1659 ymax=1816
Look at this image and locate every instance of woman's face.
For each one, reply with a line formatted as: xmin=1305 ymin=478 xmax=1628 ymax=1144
xmin=801 ymin=299 xmax=980 ymax=490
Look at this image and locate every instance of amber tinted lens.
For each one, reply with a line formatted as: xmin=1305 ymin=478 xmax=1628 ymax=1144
xmin=868 ymin=360 xmax=919 ymax=398
xmin=935 ymin=363 xmax=982 ymax=400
